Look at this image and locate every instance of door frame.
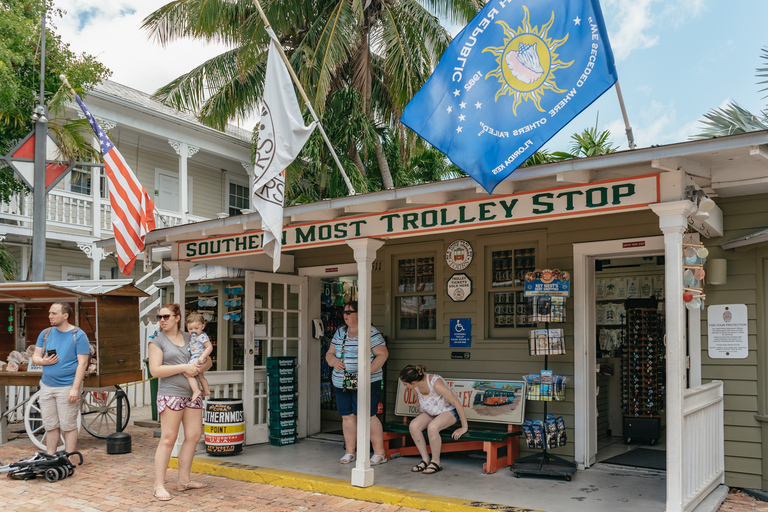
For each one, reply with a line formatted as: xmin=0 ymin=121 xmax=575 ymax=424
xmin=573 ymin=236 xmax=664 ymax=468
xmin=298 ymin=263 xmax=357 ymax=435
xmin=154 ymin=168 xmax=193 ymax=213
xmin=243 ymin=270 xmax=308 ymax=443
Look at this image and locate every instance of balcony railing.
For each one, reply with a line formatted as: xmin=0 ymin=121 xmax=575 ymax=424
xmin=0 ymin=190 xmax=209 ymax=237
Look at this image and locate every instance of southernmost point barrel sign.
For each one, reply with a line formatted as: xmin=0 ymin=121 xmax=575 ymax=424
xmin=204 ymin=398 xmax=245 ymax=455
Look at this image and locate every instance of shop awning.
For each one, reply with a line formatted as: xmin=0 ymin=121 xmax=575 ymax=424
xmin=155 ymin=265 xmax=245 ymax=287
xmin=721 ymin=228 xmax=768 ymax=250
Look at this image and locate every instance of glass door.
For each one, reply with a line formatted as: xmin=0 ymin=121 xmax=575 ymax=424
xmin=244 ymin=271 xmax=307 ymax=444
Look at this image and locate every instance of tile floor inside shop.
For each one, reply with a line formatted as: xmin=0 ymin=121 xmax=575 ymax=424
xmin=595 ymin=432 xmax=667 ymax=463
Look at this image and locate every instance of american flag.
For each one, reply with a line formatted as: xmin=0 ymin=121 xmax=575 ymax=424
xmin=74 ymin=93 xmax=156 ymax=275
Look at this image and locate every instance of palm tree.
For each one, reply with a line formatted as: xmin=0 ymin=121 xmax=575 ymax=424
xmin=692 ymin=47 xmax=768 ymax=139
xmin=142 ymin=0 xmax=481 ymax=194
xmin=0 ymin=244 xmax=16 ymax=281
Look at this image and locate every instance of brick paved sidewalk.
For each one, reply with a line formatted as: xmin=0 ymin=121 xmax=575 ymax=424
xmin=0 ymin=419 xmax=765 ymax=512
xmin=720 ymin=489 xmax=768 ymax=512
xmin=0 ymin=423 xmax=425 ymax=512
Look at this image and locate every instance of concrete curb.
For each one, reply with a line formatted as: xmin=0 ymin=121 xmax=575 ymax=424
xmin=171 ymin=456 xmax=548 ymax=512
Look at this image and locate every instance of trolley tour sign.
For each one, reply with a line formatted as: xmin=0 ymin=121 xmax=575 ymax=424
xmin=179 ymin=174 xmax=660 ymax=261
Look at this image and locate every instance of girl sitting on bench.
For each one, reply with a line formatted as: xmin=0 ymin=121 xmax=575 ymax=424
xmin=399 ymin=364 xmax=468 ymax=474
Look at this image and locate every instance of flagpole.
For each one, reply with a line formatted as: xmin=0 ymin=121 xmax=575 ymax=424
xmin=614 ymin=80 xmax=636 ymax=150
xmin=59 ymin=75 xmax=169 ymax=228
xmin=251 ymin=0 xmax=356 ymax=196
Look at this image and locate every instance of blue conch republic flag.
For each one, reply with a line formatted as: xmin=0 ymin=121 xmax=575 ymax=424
xmin=401 ymin=0 xmax=617 ymax=193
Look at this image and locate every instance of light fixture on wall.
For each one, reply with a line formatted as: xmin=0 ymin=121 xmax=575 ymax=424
xmin=30 ymin=105 xmax=47 ymax=123
xmin=685 ymin=185 xmax=715 ymax=222
xmin=706 ymin=259 xmax=727 ymax=285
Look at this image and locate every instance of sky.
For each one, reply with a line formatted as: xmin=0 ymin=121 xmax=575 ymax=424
xmin=51 ymin=0 xmax=768 ymax=152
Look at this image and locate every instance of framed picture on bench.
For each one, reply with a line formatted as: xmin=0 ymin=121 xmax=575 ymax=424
xmin=395 ymin=378 xmax=527 ymax=425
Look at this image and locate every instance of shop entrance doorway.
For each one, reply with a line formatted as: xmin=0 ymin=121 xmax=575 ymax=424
xmin=592 ymin=256 xmax=667 ymax=469
xmin=319 ymin=275 xmax=359 ymax=434
xmin=573 ymin=236 xmax=666 ymax=469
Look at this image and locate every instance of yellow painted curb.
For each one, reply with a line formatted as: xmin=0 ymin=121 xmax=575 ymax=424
xmin=170 ymin=457 xmax=547 ymax=512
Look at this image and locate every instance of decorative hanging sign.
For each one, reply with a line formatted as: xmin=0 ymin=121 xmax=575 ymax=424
xmin=524 ymin=269 xmax=571 ymax=297
xmin=445 ymin=240 xmax=473 ymax=271
xmin=707 ymin=304 xmax=748 ymax=358
xmin=447 ymin=273 xmax=473 ymax=302
xmin=682 ymin=242 xmax=708 ymax=310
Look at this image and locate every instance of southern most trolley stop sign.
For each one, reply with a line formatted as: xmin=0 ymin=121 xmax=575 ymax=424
xmin=177 ymin=175 xmax=660 ymax=262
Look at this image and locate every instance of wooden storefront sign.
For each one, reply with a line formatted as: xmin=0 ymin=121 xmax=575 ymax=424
xmin=179 ymin=175 xmax=660 ymax=261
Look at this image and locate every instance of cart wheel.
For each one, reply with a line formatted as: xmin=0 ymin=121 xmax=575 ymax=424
xmin=24 ymin=390 xmax=82 ymax=451
xmin=45 ymin=468 xmax=59 ymax=482
xmin=80 ymin=386 xmax=130 ymax=439
xmin=56 ymin=466 xmax=68 ymax=480
xmin=67 ymin=466 xmax=75 ymax=477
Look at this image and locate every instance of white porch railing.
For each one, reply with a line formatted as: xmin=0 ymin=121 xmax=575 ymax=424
xmin=205 ymin=371 xmax=244 ymax=399
xmin=1 ymin=191 xmax=209 ymax=236
xmin=2 ymin=386 xmax=32 ymax=422
xmin=682 ymin=380 xmax=725 ymax=511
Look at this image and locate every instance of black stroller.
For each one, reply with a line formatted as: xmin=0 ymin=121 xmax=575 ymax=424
xmin=0 ymin=451 xmax=83 ymax=481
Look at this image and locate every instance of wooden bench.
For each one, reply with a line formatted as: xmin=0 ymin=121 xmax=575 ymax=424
xmin=382 ymin=378 xmax=526 ymax=474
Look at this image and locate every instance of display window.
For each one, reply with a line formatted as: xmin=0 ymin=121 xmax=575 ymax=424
xmin=394 ymin=253 xmax=437 ymax=339
xmin=480 ymin=231 xmax=546 ymax=339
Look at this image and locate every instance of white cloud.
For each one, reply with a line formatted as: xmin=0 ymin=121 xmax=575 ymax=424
xmin=52 ymin=1 xmax=261 ymax=130
xmin=53 ymin=2 xmax=228 ymax=96
xmin=604 ymin=0 xmax=659 ymax=61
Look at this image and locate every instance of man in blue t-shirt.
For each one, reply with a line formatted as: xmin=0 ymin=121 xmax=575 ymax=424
xmin=31 ymin=302 xmax=90 ymax=455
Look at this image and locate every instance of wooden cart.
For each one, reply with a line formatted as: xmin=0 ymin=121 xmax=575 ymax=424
xmin=0 ymin=280 xmax=147 ymax=448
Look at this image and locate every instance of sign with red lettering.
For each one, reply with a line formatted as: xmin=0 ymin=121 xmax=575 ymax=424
xmin=394 ymin=378 xmax=526 ymax=424
xmin=622 ymin=241 xmax=646 ymax=248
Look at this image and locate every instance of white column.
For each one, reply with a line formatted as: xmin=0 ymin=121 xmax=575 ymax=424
xmin=168 ymin=140 xmax=199 ymax=224
xmin=20 ymin=245 xmax=29 ymax=281
xmin=163 ymin=259 xmax=194 ymax=457
xmin=649 ymin=200 xmax=697 ymax=512
xmin=91 ymin=165 xmax=102 ymax=238
xmin=77 ymin=243 xmax=110 ymax=280
xmin=347 ymin=238 xmax=385 ymax=488
xmin=242 ymin=162 xmax=254 ymax=207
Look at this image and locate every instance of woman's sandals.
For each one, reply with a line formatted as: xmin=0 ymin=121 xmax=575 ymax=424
xmin=422 ymin=461 xmax=443 ymax=474
xmin=411 ymin=460 xmax=428 ymax=472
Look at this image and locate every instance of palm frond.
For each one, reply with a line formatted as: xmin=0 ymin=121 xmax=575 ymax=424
xmin=690 ymin=102 xmax=768 ymax=140
xmin=0 ymin=244 xmax=17 ymax=281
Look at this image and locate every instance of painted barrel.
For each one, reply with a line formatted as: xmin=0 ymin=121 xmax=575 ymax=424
xmin=204 ymin=398 xmax=245 ymax=456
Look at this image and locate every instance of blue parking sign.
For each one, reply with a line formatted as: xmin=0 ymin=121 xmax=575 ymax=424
xmin=450 ymin=318 xmax=471 ymax=347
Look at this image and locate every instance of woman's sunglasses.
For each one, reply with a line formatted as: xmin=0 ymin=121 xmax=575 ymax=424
xmin=343 ymin=310 xmax=356 ymax=315
xmin=156 ymin=314 xmax=174 ymax=320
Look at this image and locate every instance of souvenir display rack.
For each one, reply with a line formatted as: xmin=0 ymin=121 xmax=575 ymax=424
xmin=621 ymin=298 xmax=663 ymax=444
xmin=512 ymin=295 xmax=577 ymax=481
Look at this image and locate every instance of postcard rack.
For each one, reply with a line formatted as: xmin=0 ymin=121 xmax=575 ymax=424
xmin=512 ymin=295 xmax=577 ymax=481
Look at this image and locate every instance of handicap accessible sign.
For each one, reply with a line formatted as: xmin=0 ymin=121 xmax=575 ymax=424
xmin=450 ymin=318 xmax=471 ymax=347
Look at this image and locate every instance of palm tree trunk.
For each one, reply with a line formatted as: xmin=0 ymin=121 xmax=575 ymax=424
xmin=349 ymin=143 xmax=367 ymax=177
xmin=374 ymin=139 xmax=394 ymax=189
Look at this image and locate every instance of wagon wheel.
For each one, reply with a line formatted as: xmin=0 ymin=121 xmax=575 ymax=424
xmin=80 ymin=386 xmax=130 ymax=439
xmin=24 ymin=390 xmax=82 ymax=451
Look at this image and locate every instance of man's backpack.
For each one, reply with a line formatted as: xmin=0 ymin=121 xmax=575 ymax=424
xmin=42 ymin=327 xmax=91 ymax=368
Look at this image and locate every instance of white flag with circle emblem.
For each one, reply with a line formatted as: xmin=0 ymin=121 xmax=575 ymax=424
xmin=253 ymin=34 xmax=316 ymax=272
